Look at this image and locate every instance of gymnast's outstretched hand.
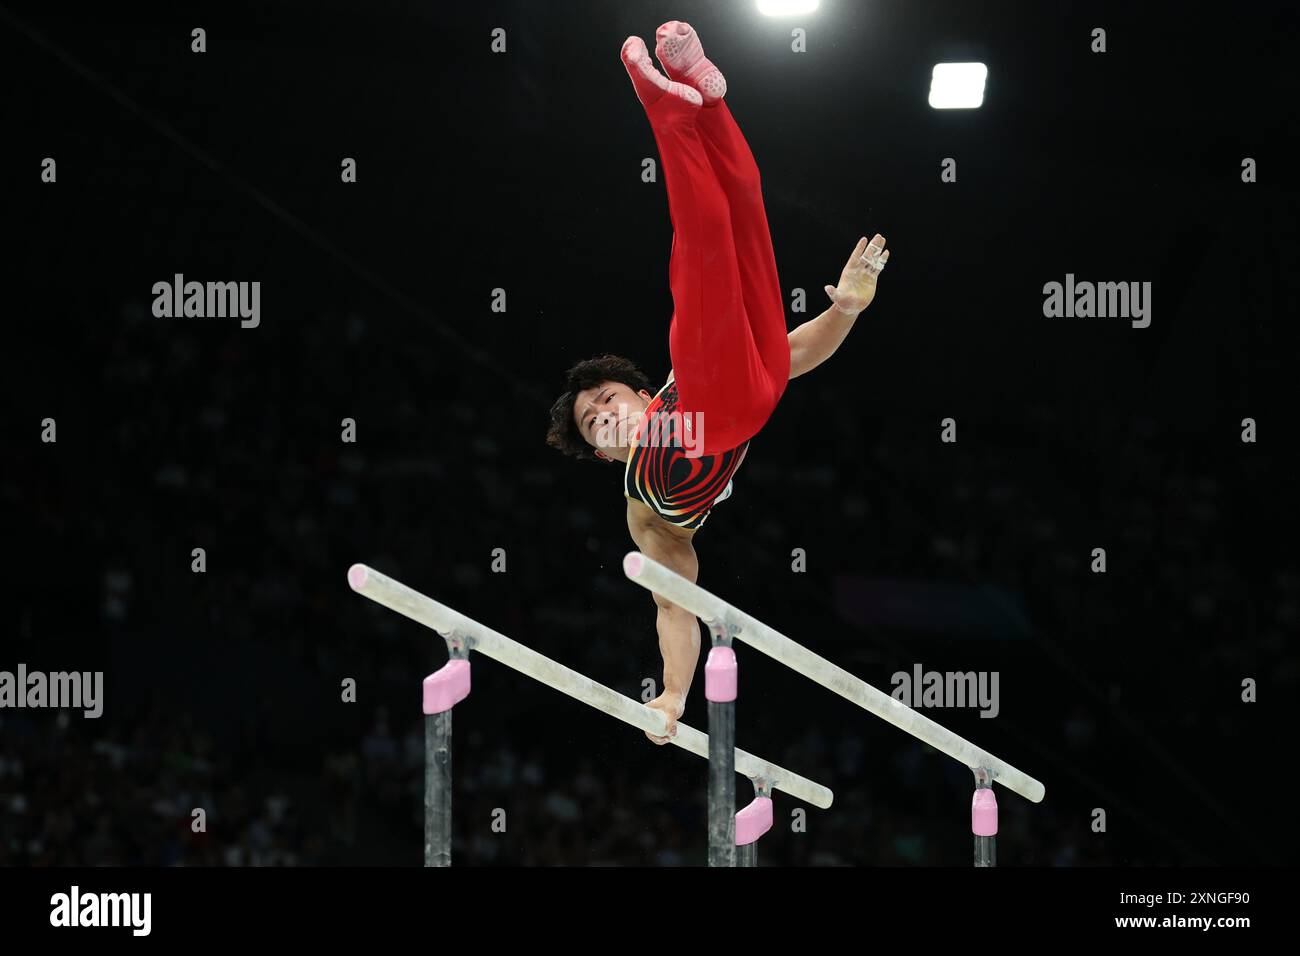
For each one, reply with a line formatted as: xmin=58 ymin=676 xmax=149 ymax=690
xmin=823 ymin=234 xmax=890 ymax=316
xmin=644 ymin=690 xmax=685 ymax=745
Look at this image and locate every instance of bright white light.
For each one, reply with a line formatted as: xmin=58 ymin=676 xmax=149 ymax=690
xmin=928 ymin=62 xmax=988 ymax=109
xmin=757 ymin=0 xmax=821 ymax=16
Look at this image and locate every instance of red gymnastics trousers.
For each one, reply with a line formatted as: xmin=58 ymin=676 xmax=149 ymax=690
xmin=641 ymin=93 xmax=790 ymax=456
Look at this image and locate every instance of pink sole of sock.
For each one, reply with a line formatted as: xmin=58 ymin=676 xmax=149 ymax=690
xmin=655 ymin=21 xmax=727 ymax=103
xmin=622 ymin=36 xmax=703 ymax=108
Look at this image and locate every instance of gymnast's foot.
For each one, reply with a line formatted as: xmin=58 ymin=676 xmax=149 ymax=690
xmin=654 ymin=20 xmax=727 ymax=106
xmin=621 ymin=36 xmax=702 ymax=110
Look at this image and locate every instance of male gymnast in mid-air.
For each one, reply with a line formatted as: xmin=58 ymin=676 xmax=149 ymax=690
xmin=546 ymin=21 xmax=889 ymax=745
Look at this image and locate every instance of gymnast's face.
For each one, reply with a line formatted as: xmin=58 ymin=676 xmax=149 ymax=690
xmin=573 ymin=380 xmax=654 ymax=462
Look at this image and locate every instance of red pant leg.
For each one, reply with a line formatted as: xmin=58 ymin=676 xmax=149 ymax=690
xmin=694 ymin=102 xmax=791 ymax=394
xmin=642 ymin=94 xmax=778 ymax=455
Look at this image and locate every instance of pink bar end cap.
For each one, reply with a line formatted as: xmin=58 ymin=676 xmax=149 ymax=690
xmin=705 ymin=646 xmax=738 ymax=702
xmin=735 ymin=796 xmax=773 ymax=846
xmin=347 ymin=564 xmax=368 ymax=591
xmin=972 ymin=787 xmax=998 ymax=836
xmin=423 ymin=659 xmax=472 ymax=714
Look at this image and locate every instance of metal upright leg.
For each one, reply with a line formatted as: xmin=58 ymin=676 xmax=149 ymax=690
xmin=735 ymin=779 xmax=773 ymax=867
xmin=972 ymin=766 xmax=997 ymax=868
xmin=422 ymin=648 xmax=471 ymax=867
xmin=706 ymin=627 xmax=738 ymax=867
xmin=424 ymin=708 xmax=453 ymax=867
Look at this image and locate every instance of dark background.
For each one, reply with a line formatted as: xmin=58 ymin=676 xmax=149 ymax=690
xmin=2 ymin=0 xmax=1297 ymax=866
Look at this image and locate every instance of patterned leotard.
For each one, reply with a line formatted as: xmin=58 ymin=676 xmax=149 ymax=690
xmin=624 ymin=373 xmax=749 ymax=531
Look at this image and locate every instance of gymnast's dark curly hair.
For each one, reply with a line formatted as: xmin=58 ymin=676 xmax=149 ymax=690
xmin=546 ymin=354 xmax=653 ymax=461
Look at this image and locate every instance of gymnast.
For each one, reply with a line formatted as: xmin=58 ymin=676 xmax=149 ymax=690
xmin=546 ymin=21 xmax=889 ymax=745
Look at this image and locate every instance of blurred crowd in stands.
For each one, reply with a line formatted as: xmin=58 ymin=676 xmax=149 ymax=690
xmin=4 ymin=308 xmax=1291 ymax=865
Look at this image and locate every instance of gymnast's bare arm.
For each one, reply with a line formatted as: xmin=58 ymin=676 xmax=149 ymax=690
xmin=626 ymin=497 xmax=702 ymax=745
xmin=787 ymin=234 xmax=889 ymax=379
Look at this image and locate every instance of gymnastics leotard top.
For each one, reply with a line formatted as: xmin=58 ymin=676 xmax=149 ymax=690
xmin=623 ymin=371 xmax=749 ymax=531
